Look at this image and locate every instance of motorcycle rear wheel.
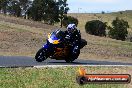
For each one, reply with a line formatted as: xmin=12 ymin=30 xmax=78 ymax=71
xmin=35 ymin=48 xmax=47 ymax=62
xmin=65 ymin=58 xmax=75 ymax=63
xmin=65 ymin=49 xmax=80 ymax=63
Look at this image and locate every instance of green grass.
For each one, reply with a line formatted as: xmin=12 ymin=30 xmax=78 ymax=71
xmin=0 ymin=67 xmax=131 ymax=88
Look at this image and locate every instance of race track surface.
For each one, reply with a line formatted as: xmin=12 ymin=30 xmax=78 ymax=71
xmin=0 ymin=56 xmax=132 ymax=67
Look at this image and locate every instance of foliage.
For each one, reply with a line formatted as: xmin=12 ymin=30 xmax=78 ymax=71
xmin=62 ymin=16 xmax=78 ymax=27
xmin=19 ymin=0 xmax=32 ymax=16
xmin=101 ymin=11 xmax=105 ymax=14
xmin=0 ymin=0 xmax=69 ymax=25
xmin=8 ymin=0 xmax=21 ymax=17
xmin=27 ymin=0 xmax=59 ymax=24
xmin=108 ymin=17 xmax=129 ymax=41
xmin=0 ymin=0 xmax=9 ymax=14
xmin=85 ymin=20 xmax=107 ymax=36
xmin=57 ymin=0 xmax=69 ymax=27
xmin=0 ymin=0 xmax=31 ymax=17
xmin=27 ymin=0 xmax=69 ymax=25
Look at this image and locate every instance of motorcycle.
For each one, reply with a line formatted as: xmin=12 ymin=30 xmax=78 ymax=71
xmin=35 ymin=29 xmax=87 ymax=63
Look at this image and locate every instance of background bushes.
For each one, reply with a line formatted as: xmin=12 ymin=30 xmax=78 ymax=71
xmin=85 ymin=20 xmax=106 ymax=36
xmin=62 ymin=16 xmax=78 ymax=27
xmin=85 ymin=17 xmax=129 ymax=41
xmin=108 ymin=17 xmax=129 ymax=41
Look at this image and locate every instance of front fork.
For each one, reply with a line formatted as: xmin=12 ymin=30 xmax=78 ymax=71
xmin=42 ymin=41 xmax=54 ymax=57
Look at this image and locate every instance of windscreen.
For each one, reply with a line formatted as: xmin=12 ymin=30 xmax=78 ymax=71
xmin=50 ymin=30 xmax=64 ymax=40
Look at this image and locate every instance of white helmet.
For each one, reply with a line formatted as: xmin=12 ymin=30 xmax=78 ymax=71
xmin=67 ymin=24 xmax=76 ymax=33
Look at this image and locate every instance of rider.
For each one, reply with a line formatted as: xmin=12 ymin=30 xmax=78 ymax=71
xmin=64 ymin=23 xmax=81 ymax=51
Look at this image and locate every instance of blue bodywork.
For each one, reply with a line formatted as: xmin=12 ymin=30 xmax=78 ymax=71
xmin=42 ymin=30 xmax=64 ymax=55
xmin=42 ymin=43 xmax=49 ymax=49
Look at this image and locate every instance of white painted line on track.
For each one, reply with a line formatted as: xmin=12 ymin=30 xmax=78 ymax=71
xmin=33 ymin=65 xmax=132 ymax=68
xmin=0 ymin=65 xmax=131 ymax=68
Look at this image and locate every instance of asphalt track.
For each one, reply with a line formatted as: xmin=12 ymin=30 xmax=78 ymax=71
xmin=0 ymin=56 xmax=132 ymax=67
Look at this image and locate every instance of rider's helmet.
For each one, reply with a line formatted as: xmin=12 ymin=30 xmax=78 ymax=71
xmin=67 ymin=23 xmax=77 ymax=34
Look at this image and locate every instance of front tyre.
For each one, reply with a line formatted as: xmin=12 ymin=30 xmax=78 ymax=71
xmin=35 ymin=48 xmax=47 ymax=62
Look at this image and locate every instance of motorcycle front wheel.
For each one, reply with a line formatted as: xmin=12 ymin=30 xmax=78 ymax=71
xmin=35 ymin=48 xmax=47 ymax=62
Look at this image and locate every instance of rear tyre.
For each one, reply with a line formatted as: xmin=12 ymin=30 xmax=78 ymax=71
xmin=65 ymin=58 xmax=75 ymax=63
xmin=65 ymin=49 xmax=80 ymax=63
xmin=35 ymin=48 xmax=47 ymax=62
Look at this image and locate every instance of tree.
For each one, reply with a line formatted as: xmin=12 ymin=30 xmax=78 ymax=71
xmin=28 ymin=0 xmax=60 ymax=24
xmin=1 ymin=0 xmax=69 ymax=25
xmin=57 ymin=0 xmax=69 ymax=27
xmin=101 ymin=11 xmax=105 ymax=14
xmin=27 ymin=0 xmax=69 ymax=25
xmin=0 ymin=0 xmax=9 ymax=14
xmin=62 ymin=16 xmax=78 ymax=27
xmin=108 ymin=17 xmax=129 ymax=41
xmin=43 ymin=0 xmax=60 ymax=24
xmin=0 ymin=0 xmax=32 ymax=17
xmin=0 ymin=0 xmax=3 ymax=11
xmin=19 ymin=0 xmax=32 ymax=17
xmin=27 ymin=0 xmax=43 ymax=21
xmin=85 ymin=20 xmax=106 ymax=36
xmin=8 ymin=0 xmax=21 ymax=17
xmin=119 ymin=11 xmax=123 ymax=14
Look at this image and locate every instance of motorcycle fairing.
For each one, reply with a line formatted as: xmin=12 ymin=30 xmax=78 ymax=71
xmin=52 ymin=46 xmax=69 ymax=60
xmin=42 ymin=44 xmax=48 ymax=49
xmin=47 ymin=30 xmax=65 ymax=45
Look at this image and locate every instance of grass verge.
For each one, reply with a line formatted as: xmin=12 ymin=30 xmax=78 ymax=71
xmin=0 ymin=66 xmax=131 ymax=88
